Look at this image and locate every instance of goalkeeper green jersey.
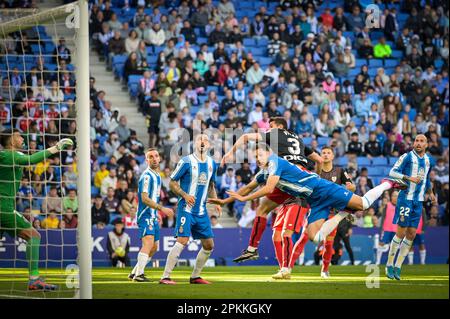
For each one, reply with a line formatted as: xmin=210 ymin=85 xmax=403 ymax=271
xmin=0 ymin=149 xmax=51 ymax=208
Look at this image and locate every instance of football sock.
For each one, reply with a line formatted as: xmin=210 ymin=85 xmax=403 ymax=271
xmin=376 ymin=245 xmax=387 ymax=265
xmin=273 ymin=240 xmax=283 ymax=268
xmin=314 ymin=212 xmax=348 ymax=243
xmin=27 ymin=237 xmax=40 ymax=279
xmin=322 ymin=238 xmax=334 ymax=273
xmin=191 ymin=248 xmax=212 ymax=278
xmin=386 ymin=235 xmax=402 ymax=267
xmin=289 ymin=232 xmax=309 ymax=268
xmin=162 ymin=242 xmax=185 ymax=279
xmin=420 ymin=250 xmax=426 ymax=265
xmin=282 ymin=236 xmax=293 ymax=268
xmin=248 ymin=216 xmax=267 ymax=251
xmin=362 ymin=182 xmax=391 ymax=210
xmin=135 ymin=252 xmax=149 ymax=276
xmin=131 ymin=257 xmax=152 ymax=275
xmin=395 ymin=239 xmax=413 ymax=268
xmin=299 ymin=252 xmax=305 ymax=266
xmin=408 ymin=251 xmax=414 ymax=265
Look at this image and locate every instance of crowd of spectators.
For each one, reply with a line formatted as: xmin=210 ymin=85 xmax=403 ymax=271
xmin=0 ymin=0 xmax=448 ymax=230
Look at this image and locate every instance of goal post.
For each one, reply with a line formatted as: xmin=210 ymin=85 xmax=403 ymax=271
xmin=0 ymin=0 xmax=91 ymax=299
xmin=74 ymin=0 xmax=92 ymax=300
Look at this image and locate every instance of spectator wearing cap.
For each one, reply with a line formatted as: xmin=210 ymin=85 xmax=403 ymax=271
xmin=107 ymin=219 xmax=130 ymax=267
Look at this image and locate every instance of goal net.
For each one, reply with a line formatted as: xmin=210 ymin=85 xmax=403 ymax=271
xmin=0 ymin=1 xmax=91 ymax=299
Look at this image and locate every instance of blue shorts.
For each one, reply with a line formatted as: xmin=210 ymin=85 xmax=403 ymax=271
xmin=138 ymin=217 xmax=160 ymax=241
xmin=175 ymin=209 xmax=214 ymax=240
xmin=307 ymin=180 xmax=353 ymax=224
xmin=381 ymin=231 xmax=396 ymax=244
xmin=394 ymin=198 xmax=423 ymax=228
xmin=413 ymin=233 xmax=425 ymax=246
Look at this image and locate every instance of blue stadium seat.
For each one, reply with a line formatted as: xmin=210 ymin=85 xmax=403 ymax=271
xmin=388 ymin=156 xmax=399 ymax=165
xmin=303 ymin=137 xmax=312 ymax=145
xmin=97 ymin=156 xmax=110 ymax=164
xmin=435 ymin=59 xmax=444 ymax=70
xmin=367 ymin=166 xmax=384 ymax=176
xmin=357 ymin=157 xmax=371 ymax=166
xmin=390 ymin=50 xmax=403 ymax=59
xmin=384 ymin=166 xmax=392 ymax=176
xmin=243 ymin=38 xmax=256 ymax=47
xmin=335 ymin=156 xmax=348 ymax=167
xmin=135 ymin=155 xmax=145 ymax=164
xmin=257 ymin=37 xmax=269 ymax=47
xmin=317 ymin=136 xmax=330 ymax=146
xmin=369 ymin=59 xmax=383 ymax=68
xmin=91 ymin=186 xmax=100 ymax=197
xmin=372 ymin=157 xmax=388 ymax=166
xmin=442 ymin=138 xmax=449 ymax=148
xmin=384 ymin=59 xmax=398 ymax=68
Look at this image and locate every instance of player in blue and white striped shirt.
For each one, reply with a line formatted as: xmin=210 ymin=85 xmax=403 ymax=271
xmin=160 ymin=134 xmax=221 ymax=285
xmin=386 ymin=134 xmax=437 ymax=280
xmin=129 ymin=148 xmax=174 ymax=282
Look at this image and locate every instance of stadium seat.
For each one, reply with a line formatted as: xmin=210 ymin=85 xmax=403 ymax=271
xmin=91 ymin=186 xmax=100 ymax=197
xmin=128 ymin=75 xmax=142 ymax=97
xmin=97 ymin=156 xmax=110 ymax=164
xmin=390 ymin=50 xmax=403 ymax=59
xmin=335 ymin=156 xmax=348 ymax=167
xmin=369 ymin=59 xmax=383 ymax=68
xmin=302 ymin=137 xmax=312 ymax=145
xmin=371 ymin=157 xmax=388 ymax=166
xmin=317 ymin=136 xmax=330 ymax=146
xmin=388 ymin=156 xmax=399 ymax=165
xmin=442 ymin=138 xmax=449 ymax=148
xmin=367 ymin=166 xmax=384 ymax=176
xmin=356 ymin=157 xmax=371 ymax=166
xmin=257 ymin=37 xmax=269 ymax=47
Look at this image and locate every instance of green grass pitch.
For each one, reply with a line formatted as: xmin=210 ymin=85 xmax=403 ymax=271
xmin=0 ymin=265 xmax=448 ymax=299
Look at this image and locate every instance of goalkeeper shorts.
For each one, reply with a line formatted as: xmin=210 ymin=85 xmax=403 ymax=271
xmin=0 ymin=210 xmax=33 ymax=237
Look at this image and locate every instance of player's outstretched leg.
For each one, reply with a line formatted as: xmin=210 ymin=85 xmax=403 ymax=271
xmin=313 ymin=179 xmax=403 ymax=244
xmin=233 ymin=198 xmax=278 ymax=263
xmin=289 ymin=229 xmax=309 ymax=269
xmin=190 ymin=238 xmax=214 ymax=284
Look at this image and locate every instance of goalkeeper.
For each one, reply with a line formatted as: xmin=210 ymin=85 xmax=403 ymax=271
xmin=0 ymin=129 xmax=73 ymax=291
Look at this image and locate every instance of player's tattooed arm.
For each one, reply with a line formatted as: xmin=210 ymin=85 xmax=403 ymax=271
xmin=221 ymin=133 xmax=262 ymax=166
xmin=169 ymin=179 xmax=195 ymax=206
xmin=208 ymin=180 xmax=259 ymax=206
xmin=227 ymin=176 xmax=279 ymax=202
xmin=141 ymin=192 xmax=174 ymax=217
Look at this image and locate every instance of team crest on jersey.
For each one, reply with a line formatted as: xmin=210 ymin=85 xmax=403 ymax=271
xmin=198 ymin=172 xmax=208 ymax=185
xmin=179 ymin=226 xmax=184 ymax=233
xmin=148 ymin=223 xmax=153 ymax=231
xmin=418 ymin=167 xmax=425 ymax=179
xmin=400 ymin=215 xmax=405 ymax=222
xmin=332 ymin=176 xmax=337 ymax=182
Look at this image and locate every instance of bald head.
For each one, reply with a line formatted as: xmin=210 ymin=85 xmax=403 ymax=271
xmin=413 ymin=134 xmax=428 ymax=155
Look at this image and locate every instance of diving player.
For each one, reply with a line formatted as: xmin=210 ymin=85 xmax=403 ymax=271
xmin=385 ymin=134 xmax=436 ymax=280
xmin=220 ymin=117 xmax=323 ymax=263
xmin=226 ymin=143 xmax=406 ymax=280
xmin=0 ymin=129 xmax=73 ymax=290
xmin=129 ymin=148 xmax=174 ymax=282
xmin=160 ymin=134 xmax=221 ymax=285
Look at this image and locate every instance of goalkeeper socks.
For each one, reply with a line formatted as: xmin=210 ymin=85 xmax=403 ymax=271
xmin=395 ymin=239 xmax=413 ymax=268
xmin=386 ymin=235 xmax=402 ymax=267
xmin=282 ymin=236 xmax=293 ymax=268
xmin=248 ymin=216 xmax=267 ymax=251
xmin=162 ymin=242 xmax=185 ymax=279
xmin=135 ymin=252 xmax=148 ymax=276
xmin=408 ymin=251 xmax=414 ymax=265
xmin=420 ymin=250 xmax=426 ymax=265
xmin=289 ymin=232 xmax=309 ymax=269
xmin=273 ymin=240 xmax=283 ymax=268
xmin=314 ymin=212 xmax=348 ymax=243
xmin=27 ymin=237 xmax=41 ymax=279
xmin=362 ymin=182 xmax=391 ymax=210
xmin=322 ymin=238 xmax=334 ymax=272
xmin=191 ymin=248 xmax=212 ymax=278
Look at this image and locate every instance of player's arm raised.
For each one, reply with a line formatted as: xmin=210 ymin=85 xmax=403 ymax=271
xmin=208 ymin=179 xmax=260 ymax=206
xmin=221 ymin=133 xmax=262 ymax=166
xmin=169 ymin=179 xmax=196 ymax=207
xmin=304 ymin=146 xmax=323 ymax=174
xmin=7 ymin=138 xmax=73 ymax=166
xmin=227 ymin=175 xmax=280 ymax=202
xmin=141 ymin=192 xmax=174 ymax=217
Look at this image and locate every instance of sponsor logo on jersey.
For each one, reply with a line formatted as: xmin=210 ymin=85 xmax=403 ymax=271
xmin=198 ymin=172 xmax=208 ymax=185
xmin=332 ymin=176 xmax=337 ymax=182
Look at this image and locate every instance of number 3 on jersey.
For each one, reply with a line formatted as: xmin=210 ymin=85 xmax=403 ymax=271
xmin=287 ymin=138 xmax=301 ymax=155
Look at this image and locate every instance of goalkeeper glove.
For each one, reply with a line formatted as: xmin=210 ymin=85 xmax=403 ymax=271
xmin=48 ymin=138 xmax=74 ymax=154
